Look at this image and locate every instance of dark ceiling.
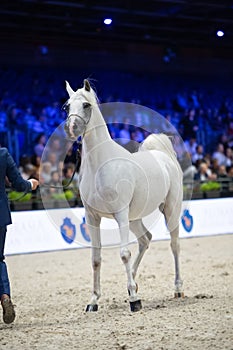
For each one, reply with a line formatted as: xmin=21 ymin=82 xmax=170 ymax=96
xmin=1 ymin=0 xmax=233 ymax=54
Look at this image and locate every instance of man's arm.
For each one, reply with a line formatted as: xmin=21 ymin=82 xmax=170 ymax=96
xmin=5 ymin=149 xmax=38 ymax=192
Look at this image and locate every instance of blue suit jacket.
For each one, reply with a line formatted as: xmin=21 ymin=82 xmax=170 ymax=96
xmin=0 ymin=148 xmax=32 ymax=226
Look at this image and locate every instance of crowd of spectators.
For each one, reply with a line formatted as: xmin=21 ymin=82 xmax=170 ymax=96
xmin=0 ymin=66 xmax=233 ymax=203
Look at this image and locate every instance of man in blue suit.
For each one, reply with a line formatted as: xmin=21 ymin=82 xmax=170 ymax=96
xmin=0 ymin=147 xmax=39 ymax=324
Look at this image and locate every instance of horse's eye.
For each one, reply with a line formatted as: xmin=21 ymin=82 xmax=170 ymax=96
xmin=62 ymin=102 xmax=69 ymax=112
xmin=83 ymin=102 xmax=91 ymax=109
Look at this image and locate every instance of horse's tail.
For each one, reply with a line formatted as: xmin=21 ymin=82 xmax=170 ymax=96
xmin=139 ymin=133 xmax=177 ymax=160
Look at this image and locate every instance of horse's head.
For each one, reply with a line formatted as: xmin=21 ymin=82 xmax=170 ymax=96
xmin=63 ymin=79 xmax=94 ymax=141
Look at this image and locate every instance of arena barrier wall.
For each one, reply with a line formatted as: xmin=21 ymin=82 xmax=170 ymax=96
xmin=5 ymin=198 xmax=233 ymax=255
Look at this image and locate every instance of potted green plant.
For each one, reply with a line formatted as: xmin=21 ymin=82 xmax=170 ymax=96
xmin=51 ymin=190 xmax=76 ymax=208
xmin=8 ymin=191 xmax=32 ymax=211
xmin=200 ymin=181 xmax=221 ymax=198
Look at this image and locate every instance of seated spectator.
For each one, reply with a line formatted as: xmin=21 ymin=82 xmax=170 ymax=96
xmin=20 ymin=163 xmax=36 ymax=180
xmin=50 ymin=170 xmax=61 ymax=185
xmin=217 ymin=164 xmax=228 ymax=177
xmin=62 ymin=163 xmax=79 ymax=189
xmin=217 ymin=165 xmax=230 ymax=192
xmin=227 ymin=166 xmax=233 ymax=178
xmin=49 ymin=170 xmax=63 ymax=196
xmin=192 ymin=144 xmax=204 ymax=164
xmin=40 ymin=161 xmax=52 ymax=183
xmin=194 ymin=162 xmax=217 ymax=182
xmin=225 ymin=147 xmax=233 ymax=168
xmin=182 ymin=151 xmax=197 ymax=185
xmin=210 ymin=158 xmax=220 ymax=177
xmin=34 ymin=133 xmax=46 ymax=158
xmin=43 ymin=137 xmax=63 ymax=161
xmin=179 ymin=109 xmax=199 ymax=140
xmin=46 ymin=152 xmax=59 ymax=172
xmin=212 ymin=143 xmax=227 ymax=166
xmin=202 ymin=153 xmax=212 ymax=166
xmin=31 ymin=154 xmax=41 ymax=178
xmin=184 ymin=137 xmax=198 ymax=159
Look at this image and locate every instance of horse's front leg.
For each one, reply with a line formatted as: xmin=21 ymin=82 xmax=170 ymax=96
xmin=85 ymin=214 xmax=101 ymax=312
xmin=115 ymin=211 xmax=142 ymax=312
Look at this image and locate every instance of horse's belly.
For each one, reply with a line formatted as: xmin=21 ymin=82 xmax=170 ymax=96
xmin=129 ymin=163 xmax=170 ymax=220
xmin=129 ymin=187 xmax=167 ymax=220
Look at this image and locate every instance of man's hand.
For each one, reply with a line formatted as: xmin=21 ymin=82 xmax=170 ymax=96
xmin=29 ymin=179 xmax=39 ymax=190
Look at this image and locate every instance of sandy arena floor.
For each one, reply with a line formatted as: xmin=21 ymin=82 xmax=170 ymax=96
xmin=0 ymin=234 xmax=232 ymax=350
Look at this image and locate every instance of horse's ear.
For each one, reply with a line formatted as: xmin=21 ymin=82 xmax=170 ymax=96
xmin=65 ymin=81 xmax=75 ymax=97
xmin=84 ymin=79 xmax=91 ymax=92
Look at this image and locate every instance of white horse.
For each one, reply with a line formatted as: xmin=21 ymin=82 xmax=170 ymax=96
xmin=63 ymin=79 xmax=184 ymax=312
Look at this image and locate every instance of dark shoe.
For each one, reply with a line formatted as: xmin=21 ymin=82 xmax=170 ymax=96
xmin=2 ymin=298 xmax=15 ymax=324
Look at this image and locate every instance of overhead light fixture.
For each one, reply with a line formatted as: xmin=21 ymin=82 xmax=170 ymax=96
xmin=104 ymin=18 xmax=112 ymax=25
xmin=216 ymin=30 xmax=224 ymax=37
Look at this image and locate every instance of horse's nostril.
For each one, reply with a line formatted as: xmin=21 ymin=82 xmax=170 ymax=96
xmin=64 ymin=125 xmax=68 ymax=131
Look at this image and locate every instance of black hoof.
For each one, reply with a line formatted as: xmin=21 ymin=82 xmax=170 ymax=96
xmin=174 ymin=292 xmax=185 ymax=298
xmin=86 ymin=304 xmax=98 ymax=312
xmin=130 ymin=300 xmax=142 ymax=312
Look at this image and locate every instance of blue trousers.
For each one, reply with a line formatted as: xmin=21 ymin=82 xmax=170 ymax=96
xmin=0 ymin=227 xmax=10 ymax=298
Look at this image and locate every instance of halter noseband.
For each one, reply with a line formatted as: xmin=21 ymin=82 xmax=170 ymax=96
xmin=68 ymin=111 xmax=92 ymax=126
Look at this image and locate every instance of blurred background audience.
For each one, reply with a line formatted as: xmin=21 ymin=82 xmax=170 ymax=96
xmin=0 ymin=67 xmax=232 ymax=205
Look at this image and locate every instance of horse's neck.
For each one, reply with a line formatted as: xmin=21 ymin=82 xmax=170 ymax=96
xmin=82 ymin=106 xmax=112 ymax=154
xmin=81 ymin=106 xmax=128 ymax=166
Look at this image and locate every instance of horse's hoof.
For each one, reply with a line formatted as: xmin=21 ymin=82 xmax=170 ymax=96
xmin=130 ymin=300 xmax=142 ymax=312
xmin=85 ymin=304 xmax=98 ymax=312
xmin=174 ymin=292 xmax=185 ymax=298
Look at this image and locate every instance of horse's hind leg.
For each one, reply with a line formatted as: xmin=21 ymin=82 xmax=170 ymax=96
xmin=129 ymin=219 xmax=152 ymax=279
xmin=163 ymin=204 xmax=184 ymax=298
xmin=169 ymin=226 xmax=184 ymax=297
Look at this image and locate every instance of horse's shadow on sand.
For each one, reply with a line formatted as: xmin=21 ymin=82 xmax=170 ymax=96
xmin=107 ymin=293 xmax=214 ymax=312
xmin=0 ymin=294 xmax=214 ymax=330
xmin=143 ymin=293 xmax=213 ymax=311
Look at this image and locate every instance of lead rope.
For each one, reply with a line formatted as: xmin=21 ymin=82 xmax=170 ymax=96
xmin=40 ymin=139 xmax=82 ymax=190
xmin=11 ymin=140 xmax=82 ymax=202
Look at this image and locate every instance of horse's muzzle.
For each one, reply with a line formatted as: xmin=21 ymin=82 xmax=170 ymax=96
xmin=64 ymin=122 xmax=76 ymax=141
